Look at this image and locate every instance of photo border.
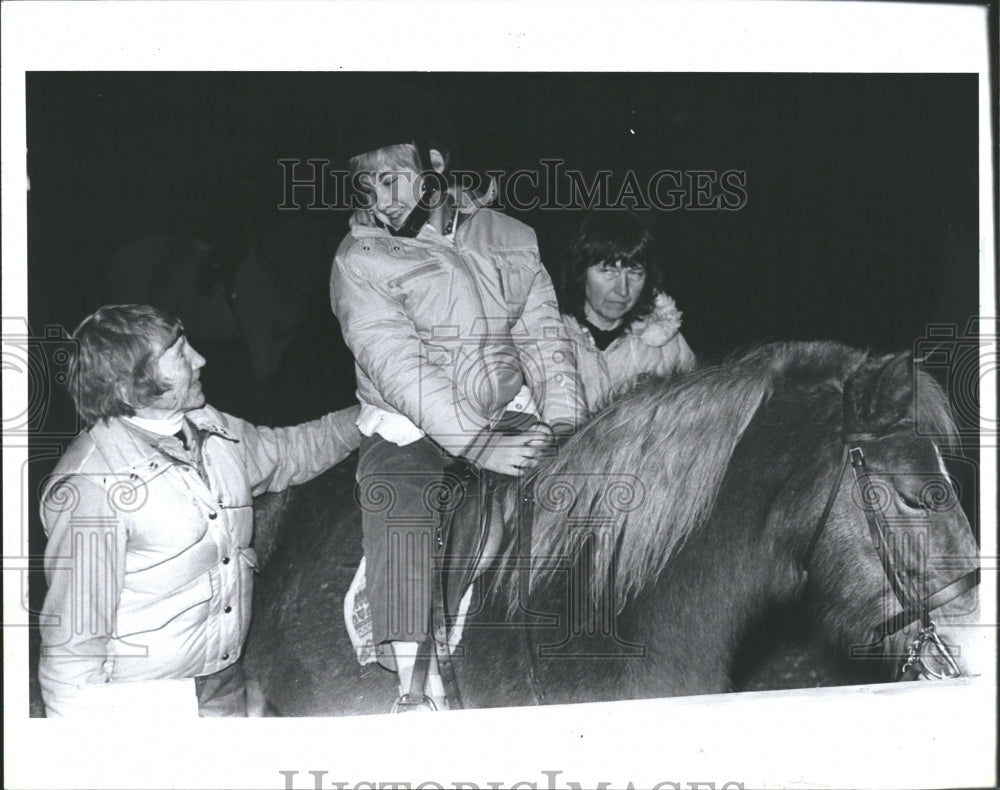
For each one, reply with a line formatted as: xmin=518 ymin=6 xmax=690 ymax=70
xmin=3 ymin=2 xmax=996 ymax=789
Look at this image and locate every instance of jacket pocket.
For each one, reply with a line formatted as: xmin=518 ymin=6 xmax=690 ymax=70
xmin=115 ymin=572 xmax=214 ymax=637
xmin=238 ymin=546 xmax=259 ymax=572
xmin=236 ymin=547 xmax=259 ymax=636
xmin=492 ymin=248 xmax=539 ymax=309
xmin=387 ymin=260 xmax=444 ymax=291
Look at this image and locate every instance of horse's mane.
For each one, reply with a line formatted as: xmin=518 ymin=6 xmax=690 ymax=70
xmin=499 ymin=340 xmax=959 ymax=611
xmin=911 ymin=369 xmax=961 ymax=453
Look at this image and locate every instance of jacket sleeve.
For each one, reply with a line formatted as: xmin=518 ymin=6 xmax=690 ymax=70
xmin=331 ymin=248 xmax=490 ymax=454
xmin=38 ymin=473 xmax=127 ymax=716
xmin=223 ymin=405 xmax=364 ymax=496
xmin=671 ymin=331 xmax=697 ymax=373
xmin=516 ymin=255 xmax=585 ymax=432
xmin=607 ymin=330 xmax=696 ymax=382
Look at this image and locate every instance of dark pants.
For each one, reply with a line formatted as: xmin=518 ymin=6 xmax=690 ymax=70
xmin=195 ymin=660 xmax=247 ymax=717
xmin=357 ymin=434 xmax=449 ymax=644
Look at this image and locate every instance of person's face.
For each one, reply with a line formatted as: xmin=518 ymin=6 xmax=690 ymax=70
xmin=135 ymin=335 xmax=206 ymax=419
xmin=584 ymin=259 xmax=647 ymax=329
xmin=366 ymin=165 xmax=423 ymax=232
xmin=359 ymin=147 xmax=446 ymax=233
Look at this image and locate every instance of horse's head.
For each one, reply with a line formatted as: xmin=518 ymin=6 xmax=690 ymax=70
xmin=807 ymin=351 xmax=983 ymax=680
xmin=228 ymin=224 xmax=318 ymax=409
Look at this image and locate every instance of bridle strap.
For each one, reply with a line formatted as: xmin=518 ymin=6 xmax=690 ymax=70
xmin=883 ymin=567 xmax=980 ymax=636
xmin=806 ymin=432 xmax=979 ymax=640
xmin=803 ymin=432 xmax=884 ymax=569
xmin=802 ymin=443 xmax=852 ymax=568
xmin=849 ymin=445 xmax=932 ymax=631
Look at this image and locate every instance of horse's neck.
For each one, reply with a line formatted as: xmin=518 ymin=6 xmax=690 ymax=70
xmin=626 ymin=543 xmax=766 ymax=693
xmin=622 ymin=444 xmax=803 ymax=696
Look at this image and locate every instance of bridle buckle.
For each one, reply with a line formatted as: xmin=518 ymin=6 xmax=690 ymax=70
xmin=902 ymin=622 xmax=962 ymax=680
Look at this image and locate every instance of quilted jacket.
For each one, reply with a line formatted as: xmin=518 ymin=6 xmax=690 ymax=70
xmin=38 ymin=404 xmax=360 ymax=716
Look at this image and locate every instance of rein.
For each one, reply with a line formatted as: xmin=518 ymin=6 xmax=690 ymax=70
xmin=518 ymin=477 xmax=547 ymax=706
xmin=804 ymin=431 xmax=978 ymax=680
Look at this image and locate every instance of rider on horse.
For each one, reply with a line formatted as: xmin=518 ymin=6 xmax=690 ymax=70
xmin=330 ymin=83 xmax=585 ymax=711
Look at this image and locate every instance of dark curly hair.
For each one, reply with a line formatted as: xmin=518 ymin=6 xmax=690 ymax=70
xmin=558 ymin=210 xmax=660 ymax=329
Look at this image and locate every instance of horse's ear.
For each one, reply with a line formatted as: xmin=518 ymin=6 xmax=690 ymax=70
xmin=844 ymin=351 xmax=915 ymax=435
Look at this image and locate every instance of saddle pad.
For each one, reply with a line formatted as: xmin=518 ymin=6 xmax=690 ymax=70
xmin=344 ymin=557 xmax=377 ymax=665
xmin=344 ymin=557 xmax=473 ymax=666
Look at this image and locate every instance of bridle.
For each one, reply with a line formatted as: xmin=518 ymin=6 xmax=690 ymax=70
xmin=410 ymin=425 xmax=979 ymax=711
xmin=804 ymin=430 xmax=980 ymax=680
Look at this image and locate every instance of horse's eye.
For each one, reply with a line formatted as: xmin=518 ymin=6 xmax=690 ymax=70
xmin=897 ymin=490 xmax=926 ymax=511
xmin=917 ymin=479 xmax=958 ymax=512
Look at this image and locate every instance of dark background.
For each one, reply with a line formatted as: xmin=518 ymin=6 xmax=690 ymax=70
xmin=27 ymin=72 xmax=979 ymax=409
xmin=22 ymin=72 xmax=981 ymax=712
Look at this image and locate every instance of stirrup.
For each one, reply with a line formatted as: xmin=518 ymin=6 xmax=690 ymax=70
xmin=390 ymin=693 xmax=438 ymax=714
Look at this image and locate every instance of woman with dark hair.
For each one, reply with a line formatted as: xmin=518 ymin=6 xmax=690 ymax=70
xmin=558 ymin=210 xmax=695 ymax=412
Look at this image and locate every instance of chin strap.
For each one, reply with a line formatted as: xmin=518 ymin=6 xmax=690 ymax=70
xmin=377 ymin=142 xmax=448 ymax=239
xmin=378 ymin=202 xmax=432 ymax=239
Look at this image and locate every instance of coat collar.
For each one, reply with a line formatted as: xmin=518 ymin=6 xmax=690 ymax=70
xmin=348 ymin=188 xmax=487 ymax=242
xmin=88 ymin=406 xmax=237 ymax=478
xmin=184 ymin=406 xmax=239 ymax=441
xmin=562 ymin=290 xmax=683 ymax=351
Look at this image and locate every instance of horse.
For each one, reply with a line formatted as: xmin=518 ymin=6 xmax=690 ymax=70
xmin=101 ymin=219 xmax=347 ymax=421
xmin=242 ymin=341 xmax=982 ymax=716
xmin=101 ymin=235 xmax=244 ymax=340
